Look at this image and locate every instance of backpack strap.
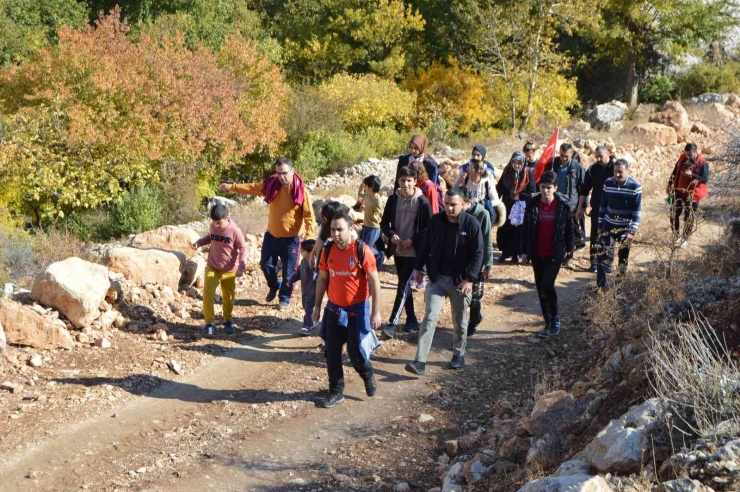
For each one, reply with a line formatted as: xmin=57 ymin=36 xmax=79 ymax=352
xmin=323 ymin=239 xmax=366 ymax=270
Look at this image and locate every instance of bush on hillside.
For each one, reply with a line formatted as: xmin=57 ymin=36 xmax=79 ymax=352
xmin=675 ymin=62 xmax=740 ymax=98
xmin=0 ymin=9 xmax=289 ymax=224
xmin=99 ymin=186 xmax=163 ymax=240
xmin=641 ymin=75 xmax=676 ymax=104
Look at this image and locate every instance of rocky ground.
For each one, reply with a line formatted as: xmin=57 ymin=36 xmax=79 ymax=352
xmin=1 ymin=95 xmax=739 ymax=492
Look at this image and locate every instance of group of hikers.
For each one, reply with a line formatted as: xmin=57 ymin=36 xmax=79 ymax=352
xmin=192 ymin=136 xmax=710 ymax=408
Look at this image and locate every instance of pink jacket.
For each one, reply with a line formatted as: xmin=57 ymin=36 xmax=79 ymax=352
xmin=195 ymin=219 xmax=248 ymax=272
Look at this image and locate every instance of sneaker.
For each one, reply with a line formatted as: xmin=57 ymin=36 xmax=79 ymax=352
xmin=537 ymin=323 xmax=550 ymax=338
xmin=675 ymin=237 xmax=684 ymax=247
xmin=467 ymin=315 xmax=483 ymax=337
xmin=364 ymin=376 xmax=378 ymax=397
xmin=278 ymin=301 xmax=290 ymax=310
xmin=680 ymin=239 xmax=689 ymax=249
xmin=381 ymin=324 xmax=397 ymax=339
xmin=498 ymin=255 xmax=508 ymax=264
xmin=403 ymin=319 xmax=420 ymax=333
xmin=201 ymin=323 xmax=217 ymax=336
xmin=299 ymin=326 xmax=312 ymax=336
xmin=446 ymin=355 xmax=465 ymax=370
xmin=511 ymin=256 xmax=519 ymax=265
xmin=576 ymin=245 xmax=586 ymax=252
xmin=587 ymin=265 xmax=598 ymax=273
xmin=223 ymin=320 xmax=236 ymax=335
xmin=265 ymin=288 xmax=279 ymax=303
xmin=549 ymin=316 xmax=561 ymax=336
xmin=405 ymin=361 xmax=426 ymax=375
xmin=321 ymin=392 xmax=345 ymax=408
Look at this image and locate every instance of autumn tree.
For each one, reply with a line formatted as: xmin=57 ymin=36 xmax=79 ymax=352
xmin=455 ymin=0 xmax=585 ymax=134
xmin=0 ymin=8 xmax=289 ymax=223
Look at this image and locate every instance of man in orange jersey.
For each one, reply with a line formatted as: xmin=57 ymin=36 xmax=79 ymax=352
xmin=313 ymin=213 xmax=382 ymax=408
xmin=220 ymin=157 xmax=315 ymax=310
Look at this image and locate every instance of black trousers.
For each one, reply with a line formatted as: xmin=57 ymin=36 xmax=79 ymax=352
xmin=389 ymin=255 xmax=417 ymax=325
xmin=324 ymin=310 xmax=373 ymax=394
xmin=589 ymin=214 xmax=614 ymax=267
xmin=531 ymin=256 xmax=562 ymax=325
xmin=574 ymin=213 xmax=586 ymax=249
xmin=468 ymin=274 xmax=484 ymax=326
xmin=671 ymin=197 xmax=699 ymax=239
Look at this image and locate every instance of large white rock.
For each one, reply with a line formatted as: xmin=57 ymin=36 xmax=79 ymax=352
xmin=629 ymin=123 xmax=678 ymax=146
xmin=0 ymin=299 xmax=74 ymax=350
xmin=130 ymin=225 xmax=200 ymax=258
xmin=586 ymin=101 xmax=628 ymax=130
xmin=0 ymin=319 xmax=6 ymax=353
xmin=31 ymin=257 xmax=110 ymax=328
xmin=582 ymin=398 xmax=662 ymax=473
xmin=654 ymin=479 xmax=715 ymax=492
xmin=181 ymin=255 xmax=207 ymax=287
xmin=649 ymin=101 xmax=691 ymax=143
xmin=517 ymin=474 xmax=611 ymax=492
xmin=106 ymin=247 xmax=183 ymax=290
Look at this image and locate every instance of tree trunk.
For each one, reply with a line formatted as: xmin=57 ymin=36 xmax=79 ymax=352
xmin=627 ymin=52 xmax=639 ymax=109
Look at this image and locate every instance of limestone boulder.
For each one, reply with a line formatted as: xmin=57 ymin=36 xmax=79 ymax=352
xmin=181 ymin=255 xmax=207 ymax=287
xmin=629 ymin=123 xmax=678 ymax=146
xmin=31 ymin=257 xmax=110 ymax=328
xmin=707 ymin=102 xmax=736 ymax=123
xmin=517 ymin=474 xmax=611 ymax=492
xmin=650 ymin=101 xmax=691 ymax=142
xmin=586 ymin=101 xmax=628 ymax=130
xmin=726 ymin=94 xmax=740 ymax=109
xmin=690 ymin=93 xmax=728 ymax=105
xmin=582 ymin=398 xmax=662 ymax=473
xmin=655 ymin=479 xmax=714 ymax=492
xmin=691 ymin=122 xmax=711 ymax=137
xmin=0 ymin=299 xmax=74 ymax=350
xmin=106 ymin=247 xmax=183 ymax=290
xmin=130 ymin=225 xmax=200 ymax=259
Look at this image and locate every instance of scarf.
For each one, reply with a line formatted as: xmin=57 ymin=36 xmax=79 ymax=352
xmin=503 ymin=151 xmax=530 ymax=195
xmin=262 ymin=172 xmax=305 ymax=206
xmin=409 ymin=134 xmax=427 ymax=158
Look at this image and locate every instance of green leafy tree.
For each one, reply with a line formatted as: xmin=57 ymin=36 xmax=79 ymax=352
xmin=0 ymin=0 xmax=89 ymax=65
xmin=253 ymin=0 xmax=425 ymax=82
xmin=588 ymin=0 xmax=738 ymax=107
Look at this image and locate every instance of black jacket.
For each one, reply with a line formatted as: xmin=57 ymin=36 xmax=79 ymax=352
xmin=545 ymin=158 xmax=584 ymax=211
xmin=522 ymin=193 xmax=576 ymax=262
xmin=415 ymin=212 xmax=484 ymax=285
xmin=380 ymin=193 xmax=432 ymax=258
xmin=496 ymin=167 xmax=537 ymax=208
xmin=395 ymin=154 xmax=439 ymax=189
xmin=580 ymin=159 xmax=615 ymax=209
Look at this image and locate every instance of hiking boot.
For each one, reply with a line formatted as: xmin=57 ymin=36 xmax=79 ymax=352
xmin=467 ymin=315 xmax=483 ymax=337
xmin=549 ymin=315 xmax=561 ymax=336
xmin=321 ymin=392 xmax=345 ymax=408
xmin=223 ymin=320 xmax=236 ymax=335
xmin=201 ymin=323 xmax=217 ymax=337
xmin=446 ymin=355 xmax=465 ymax=370
xmin=265 ymin=288 xmax=279 ymax=303
xmin=278 ymin=300 xmax=290 ymax=310
xmin=364 ymin=375 xmax=378 ymax=397
xmin=405 ymin=361 xmax=426 ymax=375
xmin=403 ymin=319 xmax=420 ymax=333
xmin=381 ymin=324 xmax=397 ymax=339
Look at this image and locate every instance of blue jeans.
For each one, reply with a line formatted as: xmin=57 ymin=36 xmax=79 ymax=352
xmin=260 ymin=232 xmax=300 ymax=303
xmin=360 ymin=226 xmax=384 ymax=264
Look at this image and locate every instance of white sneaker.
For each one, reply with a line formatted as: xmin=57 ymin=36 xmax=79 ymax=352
xmin=675 ymin=238 xmax=684 ymax=247
xmin=299 ymin=326 xmax=311 ymax=336
xmin=680 ymin=239 xmax=689 ymax=249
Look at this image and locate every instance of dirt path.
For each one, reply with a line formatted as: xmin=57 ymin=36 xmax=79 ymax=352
xmin=0 ymin=195 xmax=727 ymax=492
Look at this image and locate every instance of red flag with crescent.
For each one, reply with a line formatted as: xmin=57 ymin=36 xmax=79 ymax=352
xmin=534 ymin=129 xmax=559 ymax=183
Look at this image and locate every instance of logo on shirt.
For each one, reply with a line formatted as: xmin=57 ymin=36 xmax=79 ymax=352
xmin=349 ymin=257 xmax=356 ymax=268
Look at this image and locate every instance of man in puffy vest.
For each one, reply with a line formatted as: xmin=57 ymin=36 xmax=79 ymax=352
xmin=666 ymin=143 xmax=709 ymax=248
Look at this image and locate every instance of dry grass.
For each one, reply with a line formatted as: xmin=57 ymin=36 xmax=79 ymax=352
xmin=649 ymin=315 xmax=740 ymax=439
xmin=229 ymin=202 xmax=269 ymax=236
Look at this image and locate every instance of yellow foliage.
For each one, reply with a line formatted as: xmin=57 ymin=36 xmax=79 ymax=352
xmin=404 ymin=60 xmax=499 ymax=135
xmin=317 ymin=73 xmax=415 ymax=131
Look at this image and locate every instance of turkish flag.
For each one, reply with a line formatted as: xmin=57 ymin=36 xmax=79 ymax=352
xmin=533 ymin=129 xmax=559 ymax=183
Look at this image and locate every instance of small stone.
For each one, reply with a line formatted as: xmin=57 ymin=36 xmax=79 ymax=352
xmin=95 ymin=337 xmax=111 ymax=349
xmin=25 ymin=470 xmax=38 ymax=479
xmin=136 ymin=467 xmax=147 ymax=474
xmin=28 ymin=354 xmax=43 ymax=368
xmin=153 ymin=328 xmax=168 ymax=342
xmin=291 ymin=478 xmax=307 ymax=486
xmin=445 ymin=440 xmax=459 ymax=458
xmin=114 ymin=314 xmax=126 ymax=329
xmin=76 ymin=333 xmax=90 ymax=344
xmin=167 ymin=359 xmax=182 ymax=375
xmin=418 ymin=413 xmax=434 ymax=423
xmin=395 ymin=482 xmax=410 ymax=491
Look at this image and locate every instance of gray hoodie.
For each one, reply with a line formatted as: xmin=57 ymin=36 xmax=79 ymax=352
xmin=394 ymin=187 xmax=423 ymax=257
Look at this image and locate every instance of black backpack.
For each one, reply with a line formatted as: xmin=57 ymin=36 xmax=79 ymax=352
xmin=323 ymin=239 xmax=366 ymax=269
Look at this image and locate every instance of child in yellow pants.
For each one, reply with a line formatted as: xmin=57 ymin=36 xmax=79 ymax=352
xmin=193 ymin=204 xmax=248 ymax=336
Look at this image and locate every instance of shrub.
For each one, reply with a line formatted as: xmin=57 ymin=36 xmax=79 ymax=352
xmin=641 ymin=75 xmax=676 ymax=104
xmin=316 ymin=73 xmax=416 ymax=131
xmin=404 ymin=59 xmax=497 ymax=135
xmin=101 ymin=186 xmax=163 ymax=240
xmin=0 ymin=9 xmax=289 ymax=223
xmin=675 ymin=62 xmax=740 ymax=98
xmin=0 ymin=221 xmax=34 ymax=287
